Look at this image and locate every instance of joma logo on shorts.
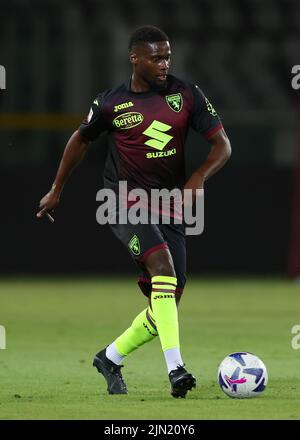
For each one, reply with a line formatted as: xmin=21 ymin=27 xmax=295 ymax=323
xmin=113 ymin=112 xmax=144 ymax=129
xmin=153 ymin=295 xmax=174 ymax=299
xmin=146 ymin=148 xmax=176 ymax=159
xmin=114 ymin=101 xmax=134 ymax=112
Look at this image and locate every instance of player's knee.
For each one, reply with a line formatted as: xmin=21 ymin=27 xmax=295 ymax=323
xmin=144 ymin=248 xmax=176 ymax=278
xmin=153 ymin=261 xmax=175 ymax=277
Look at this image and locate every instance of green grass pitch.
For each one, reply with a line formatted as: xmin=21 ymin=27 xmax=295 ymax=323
xmin=0 ymin=277 xmax=300 ymax=420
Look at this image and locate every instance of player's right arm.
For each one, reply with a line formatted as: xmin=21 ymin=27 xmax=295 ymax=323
xmin=37 ymin=92 xmax=109 ymax=220
xmin=36 ymin=129 xmax=89 ymax=219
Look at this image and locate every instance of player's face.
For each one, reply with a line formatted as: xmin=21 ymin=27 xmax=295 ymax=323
xmin=130 ymin=41 xmax=171 ymax=90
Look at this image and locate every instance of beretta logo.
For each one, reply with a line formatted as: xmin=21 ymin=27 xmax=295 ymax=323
xmin=113 ymin=112 xmax=144 ymax=129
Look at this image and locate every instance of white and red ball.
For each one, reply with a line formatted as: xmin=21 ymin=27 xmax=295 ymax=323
xmin=218 ymin=352 xmax=268 ymax=398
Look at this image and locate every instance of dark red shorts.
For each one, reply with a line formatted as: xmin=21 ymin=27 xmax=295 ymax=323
xmin=109 ymin=221 xmax=186 ymax=297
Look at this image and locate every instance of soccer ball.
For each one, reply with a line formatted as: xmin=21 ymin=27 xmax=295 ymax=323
xmin=218 ymin=352 xmax=268 ymax=398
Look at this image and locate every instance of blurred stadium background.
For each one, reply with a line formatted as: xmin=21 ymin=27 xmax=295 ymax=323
xmin=0 ymin=0 xmax=299 ymax=277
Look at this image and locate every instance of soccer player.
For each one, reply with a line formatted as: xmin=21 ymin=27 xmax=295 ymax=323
xmin=37 ymin=26 xmax=231 ymax=398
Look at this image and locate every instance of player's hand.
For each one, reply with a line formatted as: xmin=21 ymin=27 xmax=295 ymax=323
xmin=183 ymin=172 xmax=204 ymax=207
xmin=36 ymin=188 xmax=60 ymax=221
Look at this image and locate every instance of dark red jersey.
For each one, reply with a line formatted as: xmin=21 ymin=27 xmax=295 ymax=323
xmin=79 ymin=74 xmax=223 ymax=193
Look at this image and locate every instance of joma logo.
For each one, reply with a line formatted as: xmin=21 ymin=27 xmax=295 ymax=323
xmin=153 ymin=294 xmax=174 ymax=299
xmin=114 ymin=101 xmax=134 ymax=112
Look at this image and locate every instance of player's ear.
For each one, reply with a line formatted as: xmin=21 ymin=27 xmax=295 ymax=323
xmin=129 ymin=52 xmax=138 ymax=65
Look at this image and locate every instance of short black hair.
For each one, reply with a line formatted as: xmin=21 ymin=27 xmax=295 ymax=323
xmin=128 ymin=25 xmax=169 ymax=52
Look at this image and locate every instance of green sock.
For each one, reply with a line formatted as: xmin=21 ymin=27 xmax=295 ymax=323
xmin=151 ymin=275 xmax=179 ymax=351
xmin=115 ymin=307 xmax=158 ymax=356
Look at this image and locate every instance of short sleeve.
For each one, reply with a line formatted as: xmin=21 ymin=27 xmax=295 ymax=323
xmin=190 ymin=85 xmax=223 ymax=139
xmin=79 ymin=91 xmax=109 ymax=141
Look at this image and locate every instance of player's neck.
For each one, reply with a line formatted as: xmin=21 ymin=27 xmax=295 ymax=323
xmin=130 ymin=73 xmax=151 ymax=93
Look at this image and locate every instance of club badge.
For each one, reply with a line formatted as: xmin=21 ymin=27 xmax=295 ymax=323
xmin=165 ymin=93 xmax=183 ymax=113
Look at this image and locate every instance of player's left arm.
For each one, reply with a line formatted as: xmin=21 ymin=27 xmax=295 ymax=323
xmin=183 ymin=127 xmax=231 ymax=196
xmin=184 ymin=85 xmax=231 ymax=200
